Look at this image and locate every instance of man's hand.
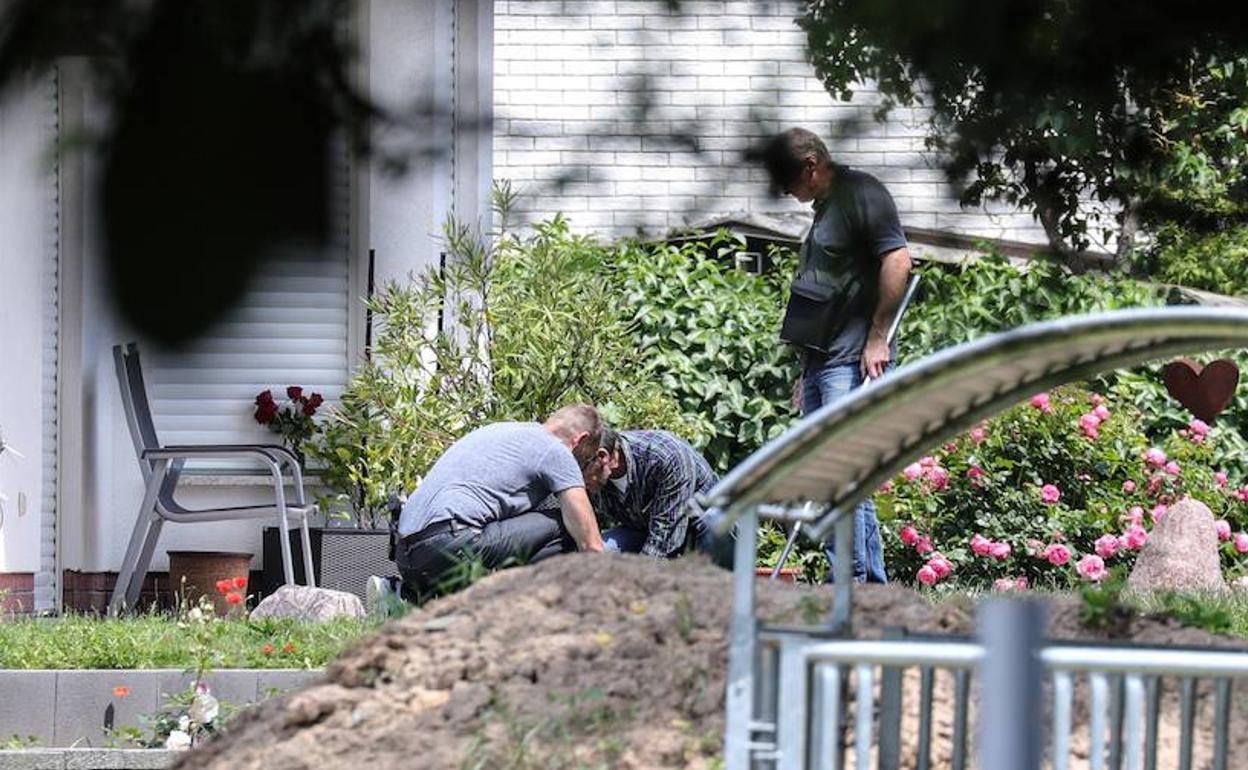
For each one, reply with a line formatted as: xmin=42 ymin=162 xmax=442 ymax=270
xmin=860 ymin=333 xmax=891 ymax=380
xmin=557 ymin=487 xmax=605 ymax=552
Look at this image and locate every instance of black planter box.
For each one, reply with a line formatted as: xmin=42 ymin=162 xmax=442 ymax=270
xmin=261 ymin=527 xmax=392 ymax=602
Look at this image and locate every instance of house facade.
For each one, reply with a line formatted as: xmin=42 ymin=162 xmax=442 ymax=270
xmin=0 ymin=0 xmax=1047 ymax=612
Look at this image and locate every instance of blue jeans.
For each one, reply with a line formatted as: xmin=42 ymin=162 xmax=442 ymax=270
xmin=603 ymin=508 xmax=735 ymax=569
xmin=801 ymin=358 xmax=889 ymax=584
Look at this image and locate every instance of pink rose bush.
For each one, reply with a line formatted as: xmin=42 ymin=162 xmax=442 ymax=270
xmin=877 ymin=385 xmax=1248 ymax=591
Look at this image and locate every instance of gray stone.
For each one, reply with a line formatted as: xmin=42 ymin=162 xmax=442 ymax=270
xmin=1127 ymin=496 xmax=1227 ymax=594
xmin=0 ymin=671 xmax=57 ymax=746
xmin=61 ymin=749 xmax=173 ymax=769
xmin=0 ymin=748 xmax=64 ymax=770
xmin=53 ymin=672 xmax=161 ymax=748
xmin=248 ymin=585 xmax=364 ymax=622
xmin=255 ymin=670 xmax=322 ymax=700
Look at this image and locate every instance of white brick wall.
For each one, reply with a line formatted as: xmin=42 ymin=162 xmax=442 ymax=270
xmin=493 ymin=0 xmax=1048 ymax=243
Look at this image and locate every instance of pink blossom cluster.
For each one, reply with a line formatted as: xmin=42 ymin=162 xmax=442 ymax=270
xmin=970 ymin=533 xmax=1012 ymax=560
xmin=1078 ymin=403 xmax=1112 ymax=439
xmin=901 ymin=456 xmax=950 ymax=494
xmin=899 ymin=524 xmax=933 ymax=554
xmin=992 ymin=576 xmax=1029 ymax=592
xmin=1178 ymin=419 xmax=1211 ymax=444
xmin=917 ymin=553 xmax=953 ymax=586
xmin=1029 ymin=392 xmax=1053 ymax=414
xmin=1076 ymin=554 xmax=1108 ymax=582
xmin=1039 ymin=483 xmax=1061 ymax=505
xmin=1040 ymin=543 xmax=1071 ymax=566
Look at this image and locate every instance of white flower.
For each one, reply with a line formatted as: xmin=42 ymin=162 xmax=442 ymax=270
xmin=189 ymin=692 xmax=219 ymax=725
xmin=186 ymin=607 xmax=204 ymax=622
xmin=177 ymin=715 xmax=190 ymax=732
xmin=164 ymin=730 xmax=192 ymax=750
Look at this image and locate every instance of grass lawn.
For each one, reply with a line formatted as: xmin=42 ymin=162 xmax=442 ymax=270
xmin=0 ymin=612 xmax=384 ymax=669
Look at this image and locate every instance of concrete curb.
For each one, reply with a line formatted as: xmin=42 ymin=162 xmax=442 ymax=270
xmin=0 ymin=749 xmax=174 ymax=770
xmin=0 ymin=669 xmax=322 ymax=748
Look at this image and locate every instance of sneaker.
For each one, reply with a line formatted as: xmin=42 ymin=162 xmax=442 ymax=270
xmin=365 ymin=575 xmax=402 ymax=617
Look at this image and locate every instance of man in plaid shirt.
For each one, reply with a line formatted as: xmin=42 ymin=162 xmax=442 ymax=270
xmin=587 ymin=428 xmax=733 ymax=567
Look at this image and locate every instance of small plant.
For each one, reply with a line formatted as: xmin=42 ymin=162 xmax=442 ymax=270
xmin=0 ymin=734 xmax=41 ymax=749
xmin=1078 ymin=570 xmax=1137 ymax=635
xmin=253 ymin=385 xmax=324 ymax=467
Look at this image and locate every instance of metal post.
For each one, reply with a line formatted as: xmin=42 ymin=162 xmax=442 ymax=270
xmin=725 ymin=505 xmax=760 ymax=770
xmin=977 ymin=600 xmax=1044 ymax=770
xmin=828 ymin=512 xmax=855 ymax=635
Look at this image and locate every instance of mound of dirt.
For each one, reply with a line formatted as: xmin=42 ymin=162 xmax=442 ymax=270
xmin=174 ymin=554 xmax=1247 ymax=770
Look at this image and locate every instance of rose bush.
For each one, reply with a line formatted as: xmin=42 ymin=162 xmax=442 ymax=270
xmin=878 ymin=385 xmax=1248 ymax=590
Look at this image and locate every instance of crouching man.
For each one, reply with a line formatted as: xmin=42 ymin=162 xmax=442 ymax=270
xmin=393 ymin=404 xmax=607 ymax=601
xmin=589 ymin=428 xmax=733 ymax=568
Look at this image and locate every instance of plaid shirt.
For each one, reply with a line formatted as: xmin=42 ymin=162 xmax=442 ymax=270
xmin=590 ymin=430 xmax=719 ymax=558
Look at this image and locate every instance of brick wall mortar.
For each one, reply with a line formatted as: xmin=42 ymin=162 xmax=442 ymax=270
xmin=493 ymin=0 xmax=1054 ymax=244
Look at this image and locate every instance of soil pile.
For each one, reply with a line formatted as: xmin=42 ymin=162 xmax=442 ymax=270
xmin=173 ymin=554 xmax=1247 ymax=770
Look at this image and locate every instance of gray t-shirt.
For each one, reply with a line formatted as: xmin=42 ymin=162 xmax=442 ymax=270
xmin=397 ymin=422 xmax=585 ymax=537
xmin=795 ymin=166 xmax=907 ymax=366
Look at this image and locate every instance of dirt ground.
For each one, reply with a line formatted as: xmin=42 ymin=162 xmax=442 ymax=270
xmin=173 ymin=554 xmax=1248 ymax=770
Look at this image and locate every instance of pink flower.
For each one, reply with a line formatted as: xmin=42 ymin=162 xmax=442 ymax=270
xmin=1015 ymin=576 xmax=1029 ymax=590
xmin=926 ymin=466 xmax=951 ymax=491
xmin=1121 ymin=526 xmax=1149 ymax=550
xmin=903 ymin=463 xmax=922 ymax=481
xmin=1144 ymin=448 xmax=1167 ymax=468
xmin=927 ymin=554 xmax=953 ymax=579
xmin=915 ymin=535 xmax=934 ymax=554
xmin=943 ymin=441 xmax=959 ymax=453
xmin=970 ymin=426 xmax=988 ymax=445
xmin=1090 ymin=393 xmax=1105 ymax=406
xmin=1030 ymin=392 xmax=1053 ymax=413
xmin=1238 ymin=486 xmax=1248 ymax=503
xmin=1235 ymin=533 xmax=1248 ymax=554
xmin=899 ymin=525 xmax=919 ymax=546
xmin=1122 ymin=480 xmax=1137 ymax=494
xmin=971 ymin=533 xmax=993 ymax=556
xmin=988 ymin=541 xmax=1012 ymax=560
xmin=1151 ymin=504 xmax=1168 ymax=524
xmin=1215 ymin=471 xmax=1228 ymax=489
xmin=967 ymin=465 xmax=986 ymax=479
xmin=1042 ymin=543 xmax=1072 ymax=566
xmin=1215 ymin=520 xmax=1232 ymax=541
xmin=919 ymin=456 xmax=936 ymax=468
xmin=917 ymin=565 xmax=938 ymax=586
xmin=1164 ymin=461 xmax=1181 ymax=477
xmin=1077 ymin=554 xmax=1108 ymax=582
xmin=1189 ymin=419 xmax=1210 ymax=437
xmin=1095 ymin=534 xmax=1120 ymax=559
xmin=1039 ymin=484 xmax=1061 ymax=505
xmin=1093 ymin=405 xmax=1111 ymax=420
xmin=878 ymin=480 xmax=894 ymax=494
xmin=1080 ymin=413 xmax=1102 ymax=432
xmin=992 ymin=578 xmax=1016 ymax=592
xmin=1126 ymin=506 xmax=1145 ymax=526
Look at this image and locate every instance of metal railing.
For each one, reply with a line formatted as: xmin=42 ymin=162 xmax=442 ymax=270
xmin=746 ymin=624 xmax=1247 ymax=770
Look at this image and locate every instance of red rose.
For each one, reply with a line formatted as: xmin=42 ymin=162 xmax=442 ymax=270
xmin=286 ymin=385 xmax=304 ymax=401
xmin=303 ymin=402 xmax=317 ymax=417
xmin=215 ymin=579 xmax=233 ymax=594
xmin=224 ymin=592 xmax=244 ymax=605
xmin=254 ymin=389 xmax=275 ymax=406
xmin=254 ymin=402 xmax=278 ymax=425
xmin=232 ymin=576 xmax=248 ymax=590
xmin=308 ymin=393 xmax=324 ymax=409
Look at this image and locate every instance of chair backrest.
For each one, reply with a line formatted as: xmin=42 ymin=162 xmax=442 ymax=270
xmin=112 ymin=343 xmax=162 ymax=478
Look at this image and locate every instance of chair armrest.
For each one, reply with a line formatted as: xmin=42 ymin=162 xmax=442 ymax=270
xmin=144 ymin=447 xmax=309 ymax=506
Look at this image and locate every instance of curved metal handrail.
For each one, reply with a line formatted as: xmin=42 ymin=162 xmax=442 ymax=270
xmin=707 ymin=306 xmax=1248 ymax=540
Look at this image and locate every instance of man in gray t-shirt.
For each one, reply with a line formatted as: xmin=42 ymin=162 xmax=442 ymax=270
xmin=393 ymin=404 xmax=606 ymax=599
xmin=759 ymin=127 xmax=913 ymax=585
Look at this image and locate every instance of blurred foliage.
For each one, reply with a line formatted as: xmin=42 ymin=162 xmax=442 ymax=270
xmin=801 ymin=1 xmax=1248 ymax=257
xmin=1132 ymin=223 xmax=1248 ymax=298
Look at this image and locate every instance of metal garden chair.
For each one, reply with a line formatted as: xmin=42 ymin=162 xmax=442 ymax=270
xmin=108 ymin=343 xmax=317 ymax=616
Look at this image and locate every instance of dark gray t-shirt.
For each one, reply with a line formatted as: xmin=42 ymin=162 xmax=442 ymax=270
xmin=397 ymin=422 xmax=585 ymax=537
xmin=794 ymin=166 xmax=907 ymax=366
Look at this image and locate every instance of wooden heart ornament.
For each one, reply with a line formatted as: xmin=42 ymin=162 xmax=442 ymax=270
xmin=1162 ymin=358 xmax=1240 ymax=423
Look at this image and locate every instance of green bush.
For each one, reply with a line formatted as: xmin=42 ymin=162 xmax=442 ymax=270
xmin=609 ymin=235 xmax=801 ymax=473
xmin=1133 ymin=223 xmax=1248 ymax=298
xmin=311 ymin=212 xmax=689 ymax=524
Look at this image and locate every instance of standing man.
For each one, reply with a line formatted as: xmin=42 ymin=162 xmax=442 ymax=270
xmin=760 ymin=127 xmax=913 ymax=583
xmin=391 ymin=404 xmax=607 ymax=600
xmin=588 ymin=428 xmax=732 ymax=568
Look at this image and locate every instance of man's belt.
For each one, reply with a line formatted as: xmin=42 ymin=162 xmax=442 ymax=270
xmin=399 ymin=519 xmax=469 ymax=547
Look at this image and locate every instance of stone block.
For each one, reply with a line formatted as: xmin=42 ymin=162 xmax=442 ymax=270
xmin=61 ymin=749 xmax=173 ymax=769
xmin=0 ymin=671 xmax=57 ymax=745
xmin=0 ymin=749 xmax=63 ymax=769
xmin=256 ymin=670 xmax=323 ymax=700
xmin=53 ymin=671 xmax=160 ymax=748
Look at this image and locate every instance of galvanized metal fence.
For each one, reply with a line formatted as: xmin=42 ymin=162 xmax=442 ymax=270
xmin=743 ymin=622 xmax=1247 ymax=770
